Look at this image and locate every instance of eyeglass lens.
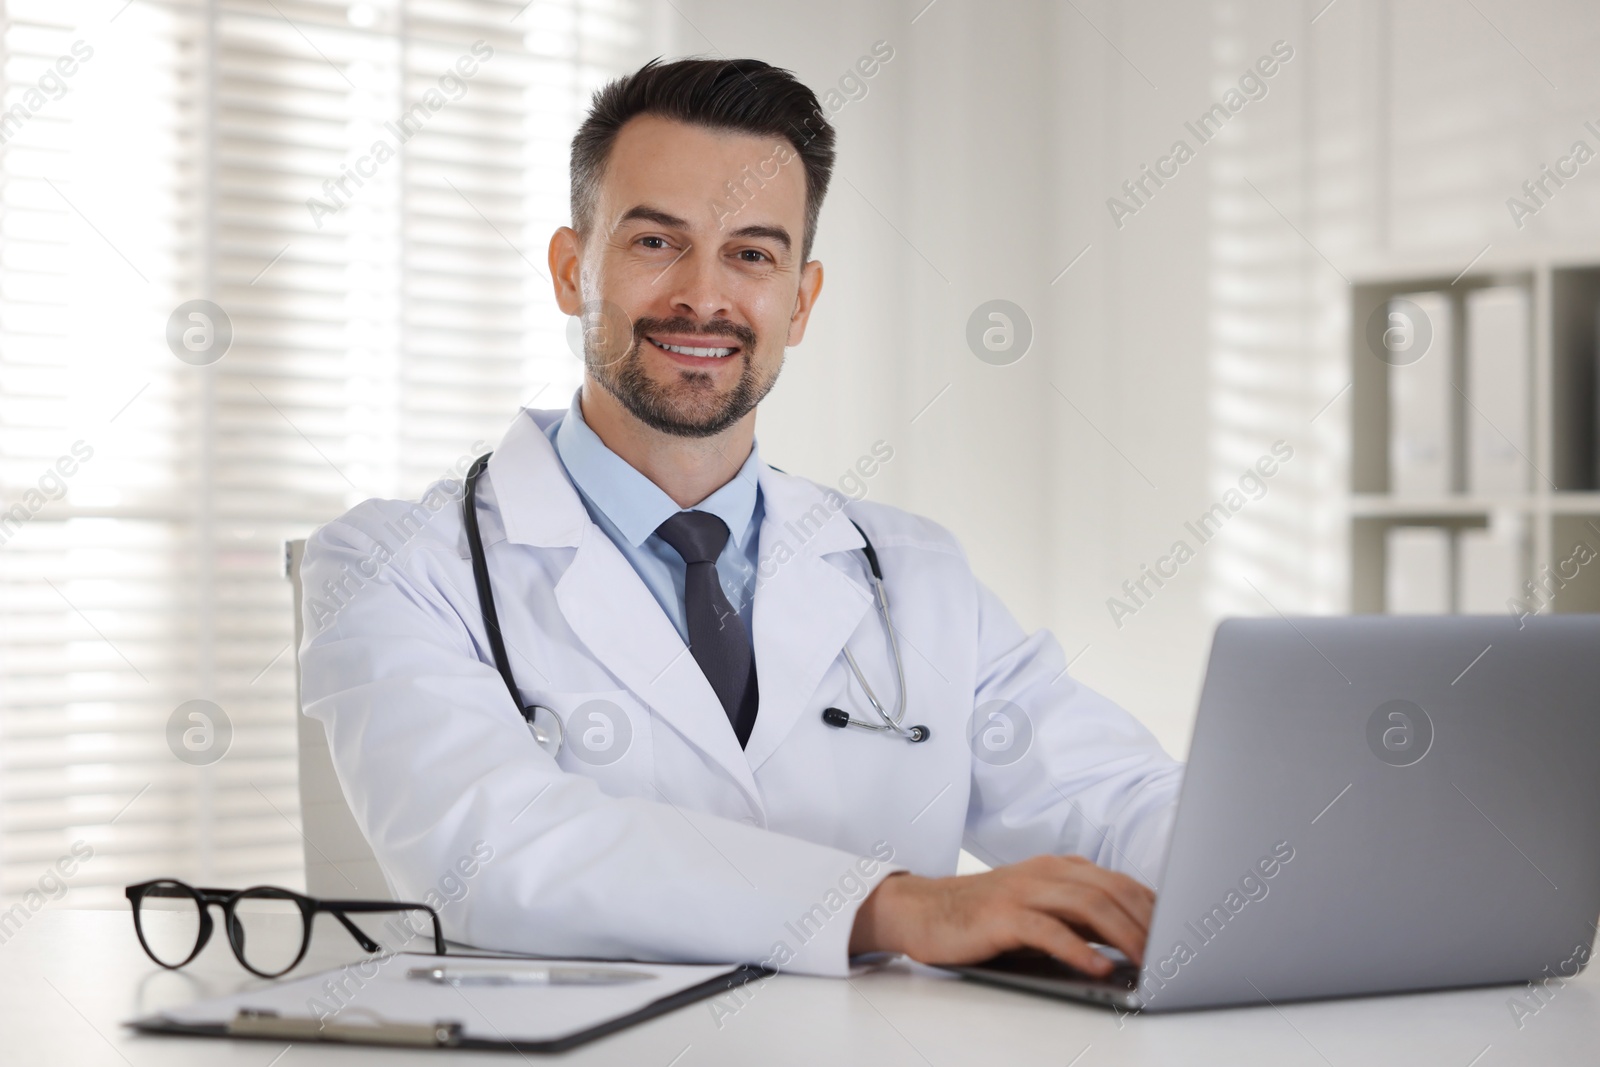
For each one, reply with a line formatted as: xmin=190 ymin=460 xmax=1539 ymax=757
xmin=134 ymin=880 xmax=204 ymax=967
xmin=227 ymin=887 xmax=306 ymax=976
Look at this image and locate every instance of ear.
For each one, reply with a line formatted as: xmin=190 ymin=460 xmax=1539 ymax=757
xmin=549 ymin=226 xmax=583 ymax=316
xmin=786 ymin=258 xmax=825 ymax=347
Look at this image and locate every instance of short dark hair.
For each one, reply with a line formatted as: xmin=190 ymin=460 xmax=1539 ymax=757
xmin=569 ymin=57 xmax=836 ymax=263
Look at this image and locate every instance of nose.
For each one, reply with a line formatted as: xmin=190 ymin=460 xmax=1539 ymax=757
xmin=662 ymin=244 xmax=731 ymax=324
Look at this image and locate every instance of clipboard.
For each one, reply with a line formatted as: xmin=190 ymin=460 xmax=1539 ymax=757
xmin=127 ymin=952 xmax=773 ymax=1054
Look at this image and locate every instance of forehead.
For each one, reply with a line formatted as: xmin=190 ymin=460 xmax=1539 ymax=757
xmin=599 ymin=114 xmax=806 ymax=230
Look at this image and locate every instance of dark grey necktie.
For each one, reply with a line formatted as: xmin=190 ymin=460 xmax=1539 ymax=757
xmin=655 ymin=510 xmax=759 ymax=748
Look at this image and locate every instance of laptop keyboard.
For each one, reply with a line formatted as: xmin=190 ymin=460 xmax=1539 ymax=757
xmin=971 ymin=948 xmax=1142 ymax=991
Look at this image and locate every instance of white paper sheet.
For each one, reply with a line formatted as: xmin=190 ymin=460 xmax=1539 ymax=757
xmin=157 ymin=952 xmax=741 ymax=1045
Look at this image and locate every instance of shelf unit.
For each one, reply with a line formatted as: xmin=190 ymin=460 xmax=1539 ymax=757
xmin=1348 ymin=253 xmax=1600 ymax=615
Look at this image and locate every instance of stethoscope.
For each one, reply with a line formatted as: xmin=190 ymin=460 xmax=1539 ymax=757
xmin=817 ymin=522 xmax=931 ymax=743
xmin=462 ymin=453 xmax=930 ymax=759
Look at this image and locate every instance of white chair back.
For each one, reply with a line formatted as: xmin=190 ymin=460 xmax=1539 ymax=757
xmin=286 ymin=539 xmax=393 ymax=900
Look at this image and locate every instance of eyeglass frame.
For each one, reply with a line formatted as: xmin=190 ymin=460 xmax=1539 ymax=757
xmin=125 ymin=879 xmax=446 ymax=978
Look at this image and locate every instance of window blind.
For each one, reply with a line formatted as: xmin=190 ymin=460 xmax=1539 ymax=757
xmin=0 ymin=0 xmax=641 ymax=911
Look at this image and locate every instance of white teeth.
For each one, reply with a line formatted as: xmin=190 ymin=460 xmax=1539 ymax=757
xmin=652 ymin=338 xmax=737 ymax=358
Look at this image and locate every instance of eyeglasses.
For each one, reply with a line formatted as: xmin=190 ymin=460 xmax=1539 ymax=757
xmin=125 ymin=879 xmax=445 ymax=978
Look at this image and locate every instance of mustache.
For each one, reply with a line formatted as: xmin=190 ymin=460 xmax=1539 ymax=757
xmin=634 ymin=316 xmax=757 ymax=351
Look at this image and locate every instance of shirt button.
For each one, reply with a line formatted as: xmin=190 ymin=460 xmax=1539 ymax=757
xmin=739 ymin=815 xmax=758 ymax=826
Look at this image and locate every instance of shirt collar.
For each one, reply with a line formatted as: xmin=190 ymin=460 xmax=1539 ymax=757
xmin=552 ymin=389 xmax=763 ymax=550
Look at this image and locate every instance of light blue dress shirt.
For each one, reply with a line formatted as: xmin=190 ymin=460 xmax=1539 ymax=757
xmin=543 ymin=390 xmax=764 ymax=647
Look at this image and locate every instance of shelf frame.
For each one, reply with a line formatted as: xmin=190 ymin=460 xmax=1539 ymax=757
xmin=1346 ymin=254 xmax=1600 ymax=615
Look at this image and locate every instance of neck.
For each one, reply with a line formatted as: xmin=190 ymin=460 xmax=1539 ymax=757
xmin=578 ymin=380 xmax=754 ymax=509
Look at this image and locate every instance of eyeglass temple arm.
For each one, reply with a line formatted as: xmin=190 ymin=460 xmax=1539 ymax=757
xmin=324 ymin=909 xmax=382 ymax=953
xmin=320 ymin=900 xmax=446 ymax=956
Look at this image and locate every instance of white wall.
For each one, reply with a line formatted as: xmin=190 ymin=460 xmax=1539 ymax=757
xmin=653 ymin=0 xmax=1600 ymax=758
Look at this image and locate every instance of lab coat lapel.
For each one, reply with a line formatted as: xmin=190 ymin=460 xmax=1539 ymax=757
xmin=489 ymin=409 xmax=762 ymax=808
xmin=743 ymin=467 xmax=874 ymax=771
xmin=555 ymin=533 xmax=762 ymax=806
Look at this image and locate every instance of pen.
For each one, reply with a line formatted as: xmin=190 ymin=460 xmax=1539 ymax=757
xmin=406 ymin=965 xmax=655 ymax=987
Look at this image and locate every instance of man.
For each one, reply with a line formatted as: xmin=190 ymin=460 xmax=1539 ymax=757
xmin=300 ymin=57 xmax=1181 ymax=979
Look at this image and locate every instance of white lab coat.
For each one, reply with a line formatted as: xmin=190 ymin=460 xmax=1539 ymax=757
xmin=299 ymin=406 xmax=1182 ymax=977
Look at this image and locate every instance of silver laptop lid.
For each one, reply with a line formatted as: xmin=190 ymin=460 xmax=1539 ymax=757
xmin=1139 ymin=615 xmax=1600 ymax=1012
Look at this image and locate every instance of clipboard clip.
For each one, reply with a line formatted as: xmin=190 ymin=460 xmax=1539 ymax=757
xmin=228 ymin=1007 xmax=464 ymax=1047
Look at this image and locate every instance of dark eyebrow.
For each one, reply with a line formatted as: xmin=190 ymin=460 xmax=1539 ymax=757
xmin=727 ymin=223 xmax=791 ymax=254
xmin=616 ymin=204 xmax=690 ymax=230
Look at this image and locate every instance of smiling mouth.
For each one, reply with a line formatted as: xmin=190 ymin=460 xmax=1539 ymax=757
xmin=645 ymin=335 xmax=741 ymax=360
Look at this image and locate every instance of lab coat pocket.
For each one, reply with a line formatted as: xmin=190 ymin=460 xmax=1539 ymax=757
xmin=528 ymin=688 xmax=655 ymax=799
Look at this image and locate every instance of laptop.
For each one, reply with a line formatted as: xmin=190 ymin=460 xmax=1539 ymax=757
xmin=953 ymin=615 xmax=1600 ymax=1012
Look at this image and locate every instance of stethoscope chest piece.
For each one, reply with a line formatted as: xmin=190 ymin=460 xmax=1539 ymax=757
xmin=821 ymin=706 xmax=931 ymax=743
xmin=524 ymin=705 xmax=564 ymax=757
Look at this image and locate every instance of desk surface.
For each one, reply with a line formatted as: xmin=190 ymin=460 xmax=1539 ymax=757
xmin=2 ymin=909 xmax=1594 ymax=1065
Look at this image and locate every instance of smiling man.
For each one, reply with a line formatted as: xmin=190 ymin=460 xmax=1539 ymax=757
xmin=300 ymin=57 xmax=1183 ymax=980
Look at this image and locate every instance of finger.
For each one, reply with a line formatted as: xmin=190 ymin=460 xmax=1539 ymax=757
xmin=1076 ymin=863 xmax=1156 ymax=926
xmin=1093 ymin=877 xmax=1155 ymax=948
xmin=1043 ymin=858 xmax=1156 ymax=932
xmin=1011 ymin=911 xmax=1116 ymax=977
xmin=1027 ymin=884 xmax=1148 ymax=965
xmin=1027 ymin=860 xmax=1153 ymax=952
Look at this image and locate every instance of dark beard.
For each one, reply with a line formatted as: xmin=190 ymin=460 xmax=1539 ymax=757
xmin=588 ymin=315 xmax=779 ymax=438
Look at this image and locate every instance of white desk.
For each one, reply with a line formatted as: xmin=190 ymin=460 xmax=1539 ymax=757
xmin=2 ymin=909 xmax=1595 ymax=1065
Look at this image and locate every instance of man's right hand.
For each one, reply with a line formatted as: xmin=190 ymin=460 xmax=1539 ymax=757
xmin=847 ymin=855 xmax=1155 ymax=977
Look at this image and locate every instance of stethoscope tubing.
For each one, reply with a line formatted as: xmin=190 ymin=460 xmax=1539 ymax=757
xmin=464 ymin=453 xmax=564 ymax=755
xmin=831 ymin=523 xmax=930 ymax=743
xmin=835 ymin=576 xmax=925 ymax=740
